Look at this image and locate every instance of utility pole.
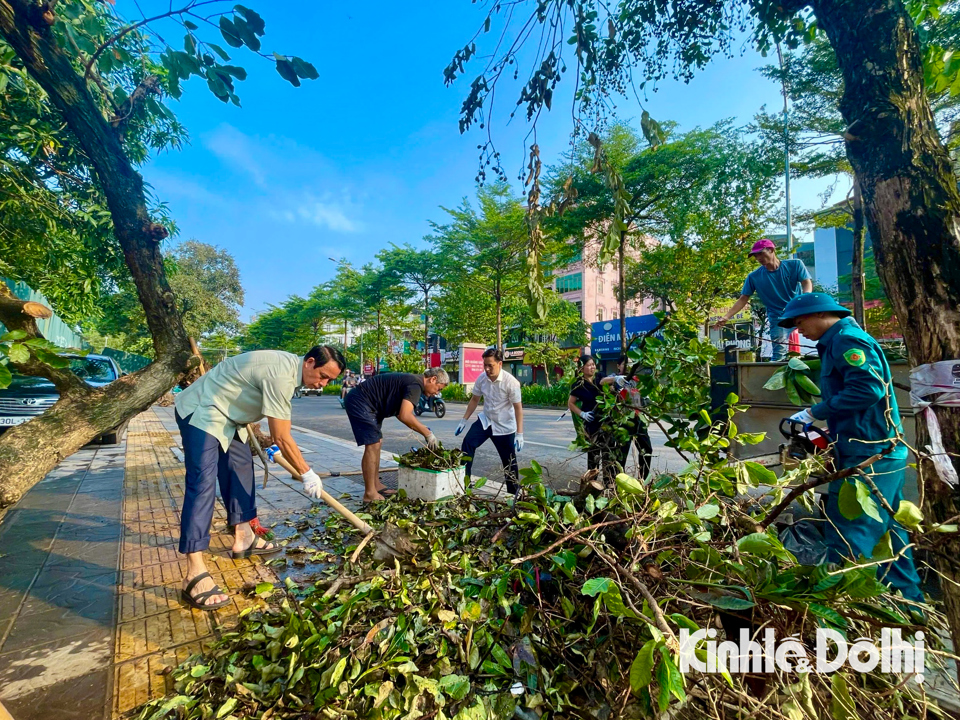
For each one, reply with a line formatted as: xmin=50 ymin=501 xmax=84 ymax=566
xmin=777 ymin=43 xmax=793 ymax=253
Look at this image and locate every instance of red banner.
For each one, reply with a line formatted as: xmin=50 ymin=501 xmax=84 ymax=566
xmin=461 ymin=346 xmax=485 ymax=385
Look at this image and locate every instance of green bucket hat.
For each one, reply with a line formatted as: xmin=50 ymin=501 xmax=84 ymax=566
xmin=777 ymin=292 xmax=851 ymax=328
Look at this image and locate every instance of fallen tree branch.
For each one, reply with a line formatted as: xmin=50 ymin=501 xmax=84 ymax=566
xmin=759 ymin=446 xmax=897 ymax=530
xmin=510 ymin=517 xmax=634 ymax=565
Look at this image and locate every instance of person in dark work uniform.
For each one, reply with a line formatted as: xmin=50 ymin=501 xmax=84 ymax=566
xmin=779 ymin=292 xmax=923 ymax=603
xmin=568 ymin=354 xmax=651 ymax=484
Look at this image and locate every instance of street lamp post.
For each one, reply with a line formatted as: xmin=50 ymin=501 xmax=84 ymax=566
xmin=330 ymin=257 xmax=366 ymax=375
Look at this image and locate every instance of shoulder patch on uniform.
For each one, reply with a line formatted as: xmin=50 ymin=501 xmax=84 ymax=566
xmin=843 ymin=348 xmax=866 ymax=367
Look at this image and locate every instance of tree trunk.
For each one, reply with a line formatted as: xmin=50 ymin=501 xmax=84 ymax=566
xmin=495 ymin=285 xmax=503 ymax=351
xmin=619 ymin=230 xmax=628 ymax=357
xmin=424 ymin=289 xmax=430 ymax=370
xmin=376 ymin=309 xmax=382 ymax=374
xmin=816 ymin=0 xmax=960 ymax=678
xmin=0 ymin=2 xmax=193 ymax=506
xmin=851 ymin=179 xmax=866 ymax=328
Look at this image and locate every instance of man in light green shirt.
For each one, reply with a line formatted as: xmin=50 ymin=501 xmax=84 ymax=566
xmin=175 ymin=345 xmax=344 ymax=610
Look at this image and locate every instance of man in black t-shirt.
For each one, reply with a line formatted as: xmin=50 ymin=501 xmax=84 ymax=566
xmin=345 ymin=368 xmax=450 ymax=501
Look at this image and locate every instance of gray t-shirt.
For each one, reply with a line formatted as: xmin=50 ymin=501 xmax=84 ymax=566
xmin=742 ymin=259 xmax=811 ymax=317
xmin=175 ymin=350 xmax=301 ymax=451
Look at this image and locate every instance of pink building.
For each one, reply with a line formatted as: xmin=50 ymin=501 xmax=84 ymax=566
xmin=551 ymin=243 xmax=657 ymax=344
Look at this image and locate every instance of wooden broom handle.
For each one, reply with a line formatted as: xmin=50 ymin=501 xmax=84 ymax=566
xmin=270 ymin=450 xmax=374 ymax=535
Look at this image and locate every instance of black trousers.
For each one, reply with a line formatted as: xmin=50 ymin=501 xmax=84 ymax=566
xmin=461 ymin=422 xmax=519 ymax=494
xmin=587 ymin=424 xmax=652 ymax=485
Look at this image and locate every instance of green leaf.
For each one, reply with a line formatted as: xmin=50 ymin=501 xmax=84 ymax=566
xmin=219 ymin=16 xmax=244 ymax=48
xmin=615 ymin=472 xmax=645 ymax=496
xmin=744 ymin=461 xmax=776 ymax=486
xmin=290 ymin=56 xmax=319 ymax=80
xmin=490 ymin=643 xmax=511 ymax=668
xmin=33 ymin=348 xmax=68 ymax=368
xmin=0 ymin=363 xmax=11 ymax=389
xmin=870 ymin=531 xmax=894 ymax=562
xmin=329 ymin=657 xmax=347 ymax=688
xmin=0 ymin=330 xmax=27 ymax=342
xmin=837 ymin=481 xmax=863 ymax=521
xmin=830 ymin=673 xmax=857 ymax=720
xmin=788 ymin=357 xmax=810 ymax=371
xmin=438 ymin=674 xmax=470 ymax=701
xmin=7 ymin=343 xmax=28 ymax=364
xmin=231 ymin=16 xmax=262 ymax=51
xmin=629 ymin=640 xmax=657 ymax=693
xmin=763 ymin=368 xmax=787 ymax=390
xmin=235 ymin=5 xmax=266 ymax=34
xmin=696 ymin=503 xmax=720 ymax=520
xmin=855 ymin=480 xmax=883 ymax=523
xmin=562 ymin=502 xmax=579 ymax=523
xmin=794 ymin=374 xmax=821 ymax=396
xmin=208 ymin=43 xmax=232 ymax=61
xmin=254 ymin=581 xmax=273 ymax=596
xmin=274 ymin=56 xmax=300 ymax=86
xmin=216 ymin=697 xmax=237 ymax=719
xmin=581 ymin=577 xmax=614 ymax=597
xmin=190 ymin=664 xmax=209 ymax=677
xmin=737 ymin=532 xmax=795 ymax=562
xmin=785 ymin=379 xmax=803 ymax=406
xmin=808 ymin=603 xmax=848 ymax=628
xmin=894 ymin=500 xmax=923 ymax=530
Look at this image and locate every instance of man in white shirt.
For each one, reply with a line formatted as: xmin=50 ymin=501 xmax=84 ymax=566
xmin=174 ymin=345 xmax=344 ymax=610
xmin=455 ymin=348 xmax=524 ymax=494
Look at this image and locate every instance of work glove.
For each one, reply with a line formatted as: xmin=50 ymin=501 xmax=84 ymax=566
xmin=580 ymin=411 xmax=594 ymax=423
xmin=789 ymin=408 xmax=817 ymax=425
xmin=514 ymin=434 xmax=524 ymax=453
xmin=612 ymin=375 xmax=629 ymax=388
xmin=266 ymin=444 xmax=281 ymax=463
xmin=455 ymin=419 xmax=467 ymax=436
xmin=300 ymin=469 xmax=323 ymax=499
xmin=426 ymin=432 xmax=440 ymax=450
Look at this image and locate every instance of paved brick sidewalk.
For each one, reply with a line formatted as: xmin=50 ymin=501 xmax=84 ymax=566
xmin=0 ymin=406 xmax=505 ymax=720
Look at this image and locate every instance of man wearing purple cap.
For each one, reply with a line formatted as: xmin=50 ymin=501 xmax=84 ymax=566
xmin=712 ymin=239 xmax=812 ymax=361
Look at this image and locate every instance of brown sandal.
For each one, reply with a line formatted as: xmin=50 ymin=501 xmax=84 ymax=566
xmin=181 ymin=572 xmax=230 ymax=611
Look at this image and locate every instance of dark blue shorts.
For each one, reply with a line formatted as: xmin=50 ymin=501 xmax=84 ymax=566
xmin=344 ymin=391 xmax=383 ymax=446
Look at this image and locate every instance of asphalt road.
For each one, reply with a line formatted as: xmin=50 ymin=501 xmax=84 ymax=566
xmin=290 ymin=396 xmax=688 ymax=490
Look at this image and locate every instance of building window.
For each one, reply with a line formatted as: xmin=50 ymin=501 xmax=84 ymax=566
xmin=597 ymin=278 xmax=604 ymax=295
xmin=555 ymin=272 xmax=583 ymax=293
xmin=597 ymin=308 xmax=604 ymax=322
xmin=574 ymin=301 xmax=583 ymax=318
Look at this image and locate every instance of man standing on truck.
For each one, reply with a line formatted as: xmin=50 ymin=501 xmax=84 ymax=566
xmin=777 ymin=292 xmax=923 ymax=603
xmin=345 ymin=368 xmax=450 ymax=502
xmin=712 ymin=238 xmax=813 ymax=361
xmin=455 ymin=348 xmax=524 ymax=495
xmin=175 ymin=345 xmax=345 ymax=610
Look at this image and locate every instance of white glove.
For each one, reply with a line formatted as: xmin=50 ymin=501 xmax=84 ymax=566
xmin=426 ymin=432 xmax=439 ymax=450
xmin=790 ymin=408 xmax=816 ymax=425
xmin=580 ymin=411 xmax=594 ymax=423
xmin=455 ymin=419 xmax=467 ymax=436
xmin=514 ymin=434 xmax=524 ymax=452
xmin=300 ymin=469 xmax=323 ymax=499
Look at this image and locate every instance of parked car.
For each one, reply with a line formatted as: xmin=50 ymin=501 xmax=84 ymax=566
xmin=294 ymin=385 xmax=322 ymax=398
xmin=0 ymin=354 xmax=129 ymax=444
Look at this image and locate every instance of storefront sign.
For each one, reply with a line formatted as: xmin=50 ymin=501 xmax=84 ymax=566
xmin=590 ymin=315 xmax=662 ymax=356
xmin=504 ymin=347 xmax=525 ymax=362
xmin=460 ymin=344 xmax=486 ymax=385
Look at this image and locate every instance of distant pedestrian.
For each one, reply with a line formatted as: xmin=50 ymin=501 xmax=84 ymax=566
xmin=712 ymin=238 xmax=812 ymax=361
xmin=456 ymin=348 xmax=524 ymax=494
xmin=568 ymin=354 xmax=651 ymax=484
xmin=175 ymin=345 xmax=344 ymax=610
xmin=345 ymin=369 xmax=449 ymax=502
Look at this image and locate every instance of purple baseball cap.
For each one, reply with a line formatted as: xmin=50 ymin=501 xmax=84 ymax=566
xmin=748 ymin=238 xmax=776 ymax=256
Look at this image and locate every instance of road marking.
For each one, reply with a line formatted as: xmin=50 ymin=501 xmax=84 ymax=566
xmin=524 ymin=440 xmax=573 ymax=450
xmin=289 ymin=423 xmax=398 ymax=466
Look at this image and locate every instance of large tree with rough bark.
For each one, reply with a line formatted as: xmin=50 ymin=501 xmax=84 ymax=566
xmin=0 ymin=0 xmax=317 ymax=506
xmin=448 ymin=0 xmax=960 ymax=677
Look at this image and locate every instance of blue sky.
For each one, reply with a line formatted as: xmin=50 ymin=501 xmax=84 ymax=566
xmin=140 ymin=1 xmax=848 ymax=320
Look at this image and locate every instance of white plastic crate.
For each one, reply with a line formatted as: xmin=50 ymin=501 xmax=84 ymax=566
xmin=398 ymin=464 xmax=467 ymax=501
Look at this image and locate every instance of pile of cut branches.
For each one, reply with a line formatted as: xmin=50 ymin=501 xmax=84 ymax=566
xmin=135 ymin=324 xmax=956 ymax=720
xmin=134 ymin=408 xmax=952 ymax=720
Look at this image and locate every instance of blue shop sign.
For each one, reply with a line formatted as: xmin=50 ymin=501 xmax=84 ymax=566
xmin=591 ymin=315 xmax=662 ymax=356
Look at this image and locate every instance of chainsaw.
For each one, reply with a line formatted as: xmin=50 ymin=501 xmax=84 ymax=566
xmin=778 ymin=418 xmax=832 ymax=470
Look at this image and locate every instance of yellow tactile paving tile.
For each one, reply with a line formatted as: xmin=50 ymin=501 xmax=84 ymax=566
xmin=112 ymin=410 xmax=279 ymax=718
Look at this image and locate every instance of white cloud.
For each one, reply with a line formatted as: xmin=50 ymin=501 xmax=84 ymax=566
xmin=204 ymin=124 xmax=268 ymax=187
xmin=298 ymin=201 xmax=361 ymax=233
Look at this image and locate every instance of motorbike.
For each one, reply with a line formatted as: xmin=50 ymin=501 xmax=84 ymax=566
xmin=415 ymin=391 xmax=446 ymax=418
